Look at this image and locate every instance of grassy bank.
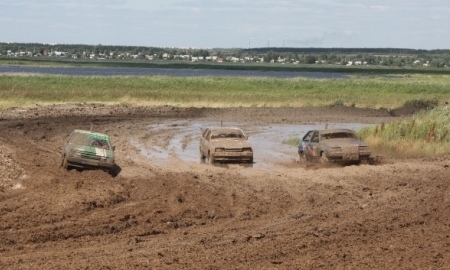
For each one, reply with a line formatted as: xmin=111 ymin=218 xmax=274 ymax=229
xmin=1 ymin=74 xmax=449 ymax=109
xmin=358 ymin=106 xmax=450 ymax=158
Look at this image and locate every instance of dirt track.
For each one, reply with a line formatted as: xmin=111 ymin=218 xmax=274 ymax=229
xmin=1 ymin=104 xmax=449 ymax=269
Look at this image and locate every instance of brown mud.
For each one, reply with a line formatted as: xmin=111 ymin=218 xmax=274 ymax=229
xmin=0 ymin=104 xmax=449 ymax=269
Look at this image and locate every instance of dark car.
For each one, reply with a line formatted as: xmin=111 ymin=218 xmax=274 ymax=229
xmin=61 ymin=129 xmax=115 ymax=171
xmin=298 ymin=128 xmax=371 ymax=164
xmin=200 ymin=127 xmax=253 ymax=164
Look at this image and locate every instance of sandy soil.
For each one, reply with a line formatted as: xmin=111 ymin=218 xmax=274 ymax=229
xmin=0 ymin=104 xmax=449 ymax=269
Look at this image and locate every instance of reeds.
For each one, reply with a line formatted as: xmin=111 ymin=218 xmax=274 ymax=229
xmin=358 ymin=106 xmax=450 ymax=158
xmin=282 ymin=137 xmax=301 ymax=146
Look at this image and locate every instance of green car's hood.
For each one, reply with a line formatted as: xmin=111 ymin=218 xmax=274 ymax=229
xmin=70 ymin=144 xmax=114 ymax=159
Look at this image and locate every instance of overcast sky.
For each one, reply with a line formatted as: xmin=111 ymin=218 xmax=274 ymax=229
xmin=2 ymin=0 xmax=449 ymax=50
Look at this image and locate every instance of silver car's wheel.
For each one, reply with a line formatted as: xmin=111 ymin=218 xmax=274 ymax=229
xmin=200 ymin=147 xmax=206 ymax=160
xmin=209 ymin=152 xmax=215 ymax=164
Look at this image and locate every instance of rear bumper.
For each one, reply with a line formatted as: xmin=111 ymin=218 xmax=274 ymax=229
xmin=326 ymin=153 xmax=371 ymax=162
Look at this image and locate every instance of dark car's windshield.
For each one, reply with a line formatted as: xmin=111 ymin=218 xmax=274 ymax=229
xmin=69 ymin=132 xmax=111 ymax=150
xmin=321 ymin=132 xmax=356 ymax=140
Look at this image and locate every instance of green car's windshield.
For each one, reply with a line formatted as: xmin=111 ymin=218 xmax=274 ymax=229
xmin=70 ymin=133 xmax=111 ymax=150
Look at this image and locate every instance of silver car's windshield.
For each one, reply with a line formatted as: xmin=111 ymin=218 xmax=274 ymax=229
xmin=211 ymin=130 xmax=245 ymax=139
xmin=321 ymin=132 xmax=356 ymax=140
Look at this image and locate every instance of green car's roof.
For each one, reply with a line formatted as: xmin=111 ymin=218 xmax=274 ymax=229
xmin=72 ymin=129 xmax=110 ymax=140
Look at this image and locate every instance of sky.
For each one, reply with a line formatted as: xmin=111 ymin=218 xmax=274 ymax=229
xmin=2 ymin=0 xmax=449 ymax=50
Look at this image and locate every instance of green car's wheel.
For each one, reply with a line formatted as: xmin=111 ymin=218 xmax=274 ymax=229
xmin=62 ymin=156 xmax=69 ymax=170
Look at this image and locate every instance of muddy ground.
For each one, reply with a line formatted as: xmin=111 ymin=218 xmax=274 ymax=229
xmin=0 ymin=104 xmax=449 ymax=269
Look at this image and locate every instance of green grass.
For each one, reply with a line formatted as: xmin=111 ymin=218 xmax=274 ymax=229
xmin=282 ymin=137 xmax=301 ymax=147
xmin=358 ymin=106 xmax=450 ymax=158
xmin=1 ymin=74 xmax=450 ymax=109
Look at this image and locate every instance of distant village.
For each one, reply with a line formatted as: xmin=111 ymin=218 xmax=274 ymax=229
xmin=1 ymin=43 xmax=449 ymax=68
xmin=3 ymin=49 xmax=290 ymax=64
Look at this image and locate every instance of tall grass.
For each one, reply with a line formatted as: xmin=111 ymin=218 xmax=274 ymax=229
xmin=282 ymin=137 xmax=301 ymax=146
xmin=0 ymin=74 xmax=450 ymax=109
xmin=358 ymin=106 xmax=450 ymax=158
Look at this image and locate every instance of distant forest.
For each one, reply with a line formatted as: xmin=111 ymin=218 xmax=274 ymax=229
xmin=1 ymin=42 xmax=449 ymax=68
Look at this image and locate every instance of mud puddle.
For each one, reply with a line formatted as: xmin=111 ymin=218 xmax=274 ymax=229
xmin=130 ymin=120 xmax=370 ymax=169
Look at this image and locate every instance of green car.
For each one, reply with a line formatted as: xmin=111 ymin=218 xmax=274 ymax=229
xmin=62 ymin=130 xmax=115 ymax=171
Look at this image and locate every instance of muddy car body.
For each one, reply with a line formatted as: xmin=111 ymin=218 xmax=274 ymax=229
xmin=298 ymin=128 xmax=371 ymax=164
xmin=62 ymin=129 xmax=115 ymax=171
xmin=200 ymin=127 xmax=253 ymax=164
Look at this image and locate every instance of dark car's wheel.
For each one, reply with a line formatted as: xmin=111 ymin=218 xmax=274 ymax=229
xmin=320 ymin=152 xmax=329 ymax=163
xmin=209 ymin=152 xmax=215 ymax=164
xmin=299 ymin=152 xmax=307 ymax=163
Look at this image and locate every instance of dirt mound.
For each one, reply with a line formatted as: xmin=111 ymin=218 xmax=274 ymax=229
xmin=0 ymin=105 xmax=449 ymax=269
xmin=0 ymin=103 xmax=394 ymax=124
xmin=0 ymin=147 xmax=26 ymax=192
xmin=389 ymin=99 xmax=439 ymax=116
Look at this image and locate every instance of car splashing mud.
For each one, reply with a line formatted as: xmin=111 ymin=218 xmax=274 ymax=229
xmin=0 ymin=104 xmax=449 ymax=269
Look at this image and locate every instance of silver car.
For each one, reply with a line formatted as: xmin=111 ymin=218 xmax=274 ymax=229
xmin=200 ymin=127 xmax=253 ymax=164
xmin=298 ymin=128 xmax=371 ymax=164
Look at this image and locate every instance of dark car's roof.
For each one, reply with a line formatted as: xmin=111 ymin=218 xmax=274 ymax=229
xmin=304 ymin=129 xmax=355 ymax=134
xmin=319 ymin=128 xmax=354 ymax=135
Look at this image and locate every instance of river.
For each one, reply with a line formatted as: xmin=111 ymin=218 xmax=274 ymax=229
xmin=0 ymin=65 xmax=352 ymax=79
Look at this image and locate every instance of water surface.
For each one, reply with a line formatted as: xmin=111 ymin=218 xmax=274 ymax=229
xmin=0 ymin=65 xmax=351 ymax=79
